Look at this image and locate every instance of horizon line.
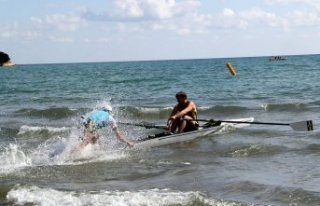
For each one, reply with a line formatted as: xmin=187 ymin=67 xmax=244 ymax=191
xmin=12 ymin=53 xmax=320 ymax=66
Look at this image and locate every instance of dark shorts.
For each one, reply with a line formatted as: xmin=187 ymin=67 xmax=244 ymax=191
xmin=184 ymin=120 xmax=199 ymax=132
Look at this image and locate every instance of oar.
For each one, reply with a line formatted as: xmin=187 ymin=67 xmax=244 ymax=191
xmin=119 ymin=121 xmax=167 ymax=130
xmin=198 ymin=119 xmax=314 ymax=131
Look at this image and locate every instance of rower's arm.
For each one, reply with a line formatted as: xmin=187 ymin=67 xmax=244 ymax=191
xmin=172 ymin=102 xmax=195 ymax=119
xmin=167 ymin=106 xmax=178 ymax=122
xmin=170 ymin=105 xmax=179 ymax=116
xmin=113 ymin=127 xmax=134 ymax=147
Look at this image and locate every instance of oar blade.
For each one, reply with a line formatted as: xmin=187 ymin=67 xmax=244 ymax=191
xmin=290 ymin=120 xmax=314 ymax=131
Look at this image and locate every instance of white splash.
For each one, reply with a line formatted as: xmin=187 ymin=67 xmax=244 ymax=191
xmin=7 ymin=185 xmax=236 ymax=206
xmin=260 ymin=104 xmax=268 ymax=111
xmin=0 ymin=129 xmax=129 ymax=175
xmin=0 ymin=144 xmax=32 ymax=175
xmin=17 ymin=125 xmax=71 ymax=136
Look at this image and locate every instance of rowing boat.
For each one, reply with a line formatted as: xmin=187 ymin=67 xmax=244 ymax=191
xmin=132 ymin=117 xmax=254 ymax=149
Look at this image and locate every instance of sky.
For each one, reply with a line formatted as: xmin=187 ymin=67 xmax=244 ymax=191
xmin=0 ymin=0 xmax=319 ymax=64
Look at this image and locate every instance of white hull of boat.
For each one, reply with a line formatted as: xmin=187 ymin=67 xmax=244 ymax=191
xmin=133 ymin=117 xmax=254 ymax=149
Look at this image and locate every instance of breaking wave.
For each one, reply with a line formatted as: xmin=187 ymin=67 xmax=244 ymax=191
xmin=14 ymin=107 xmax=81 ymax=119
xmin=17 ymin=125 xmax=71 ymax=138
xmin=9 ymin=102 xmax=317 ymax=122
xmin=7 ymin=185 xmax=249 ymax=206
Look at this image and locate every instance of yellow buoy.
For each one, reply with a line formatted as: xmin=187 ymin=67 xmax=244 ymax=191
xmin=226 ymin=62 xmax=237 ymax=76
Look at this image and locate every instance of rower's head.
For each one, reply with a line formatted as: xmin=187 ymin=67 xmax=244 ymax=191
xmin=176 ymin=91 xmax=187 ymax=103
xmin=101 ymin=103 xmax=113 ymax=112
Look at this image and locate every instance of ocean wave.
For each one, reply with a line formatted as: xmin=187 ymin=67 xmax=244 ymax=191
xmin=260 ymin=103 xmax=308 ymax=112
xmin=117 ymin=106 xmax=172 ymax=119
xmin=0 ymin=144 xmax=31 ymax=175
xmin=107 ymin=77 xmax=156 ymax=84
xmin=14 ymin=107 xmax=81 ymax=119
xmin=4 ymin=102 xmax=318 ymax=125
xmin=302 ymin=144 xmax=320 ymax=155
xmin=117 ymin=105 xmax=251 ymax=120
xmin=203 ymin=105 xmax=250 ymax=115
xmin=231 ymin=144 xmax=283 ymax=158
xmin=17 ymin=125 xmax=71 ymax=138
xmin=0 ymin=127 xmax=20 ymax=137
xmin=6 ymin=185 xmax=249 ymax=206
xmin=222 ymin=180 xmax=320 ymax=205
xmin=18 ymin=102 xmax=314 ymax=121
xmin=265 ymin=186 xmax=320 ymax=205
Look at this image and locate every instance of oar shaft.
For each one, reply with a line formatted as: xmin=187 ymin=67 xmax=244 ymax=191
xmin=220 ymin=120 xmax=289 ymax=126
xmin=118 ymin=122 xmax=167 ymax=129
xmin=198 ymin=119 xmax=289 ymax=126
xmin=119 ymin=122 xmax=144 ymax=127
xmin=198 ymin=119 xmax=313 ymax=131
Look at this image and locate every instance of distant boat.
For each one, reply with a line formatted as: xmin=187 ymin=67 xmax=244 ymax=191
xmin=269 ymin=56 xmax=288 ymax=61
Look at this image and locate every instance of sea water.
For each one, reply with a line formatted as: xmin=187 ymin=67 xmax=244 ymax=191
xmin=1 ymin=55 xmax=320 ymax=205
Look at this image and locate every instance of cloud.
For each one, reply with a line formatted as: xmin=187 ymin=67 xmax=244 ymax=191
xmin=223 ymin=8 xmax=235 ymax=17
xmin=0 ymin=22 xmax=42 ymax=40
xmin=265 ymin=0 xmax=320 ymax=16
xmin=49 ymin=36 xmax=74 ymax=43
xmin=82 ymin=0 xmax=318 ymax=35
xmin=230 ymin=6 xmax=320 ymax=30
xmin=4 ymin=0 xmax=319 ymax=43
xmin=31 ymin=12 xmax=86 ymax=32
xmin=83 ymin=0 xmax=213 ymax=35
xmin=84 ymin=0 xmax=200 ymax=21
xmin=286 ymin=10 xmax=320 ymax=27
xmin=1 ymin=15 xmax=80 ymax=42
xmin=211 ymin=9 xmax=248 ymax=30
xmin=1 ymin=30 xmax=18 ymax=38
xmin=113 ymin=0 xmax=144 ymax=19
xmin=0 ymin=23 xmax=18 ymax=38
xmin=240 ymin=8 xmax=287 ymax=28
xmin=46 ymin=0 xmax=315 ymax=36
xmin=242 ymin=0 xmax=320 ymax=30
xmin=266 ymin=0 xmax=320 ymax=8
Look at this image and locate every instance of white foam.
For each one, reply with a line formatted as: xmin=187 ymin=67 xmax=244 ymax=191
xmin=18 ymin=125 xmax=70 ymax=135
xmin=260 ymin=104 xmax=268 ymax=111
xmin=7 ymin=185 xmax=236 ymax=206
xmin=0 ymin=131 xmax=129 ymax=175
xmin=95 ymin=100 xmax=112 ymax=109
xmin=136 ymin=107 xmax=165 ymax=113
xmin=68 ymin=143 xmax=128 ymax=164
xmin=221 ymin=117 xmax=254 ymax=129
xmin=0 ymin=144 xmax=32 ymax=175
xmin=198 ymin=106 xmax=212 ymax=110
